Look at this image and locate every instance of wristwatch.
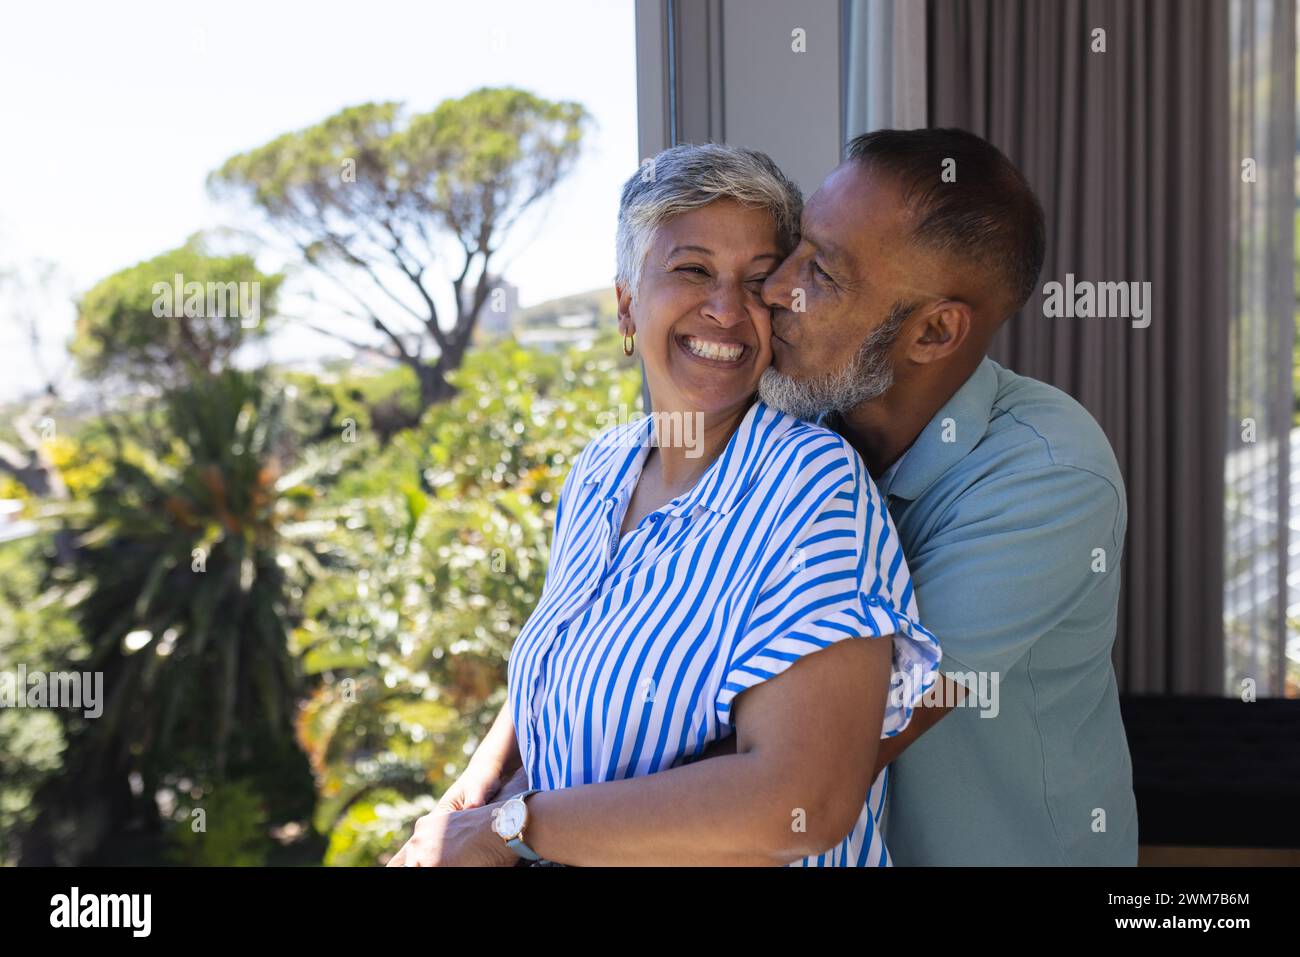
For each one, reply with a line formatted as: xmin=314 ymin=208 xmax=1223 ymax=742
xmin=492 ymin=789 xmax=541 ymax=861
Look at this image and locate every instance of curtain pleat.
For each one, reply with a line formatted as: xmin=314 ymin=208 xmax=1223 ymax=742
xmin=928 ymin=0 xmax=1236 ymax=693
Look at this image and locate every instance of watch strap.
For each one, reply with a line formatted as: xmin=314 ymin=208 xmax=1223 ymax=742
xmin=503 ymin=789 xmax=541 ymax=861
xmin=506 ymin=835 xmax=542 ymax=861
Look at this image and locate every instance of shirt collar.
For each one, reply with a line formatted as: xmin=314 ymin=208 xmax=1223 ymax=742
xmin=876 ymin=451 xmax=905 ymax=491
xmin=817 ymin=357 xmax=999 ymax=502
xmin=584 ymin=399 xmax=783 ymax=518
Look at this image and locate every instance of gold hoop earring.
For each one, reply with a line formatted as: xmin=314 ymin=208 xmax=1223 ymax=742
xmin=623 ymin=331 xmax=635 ymax=356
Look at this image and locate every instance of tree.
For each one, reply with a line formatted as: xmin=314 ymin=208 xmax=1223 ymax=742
xmin=292 ymin=340 xmax=641 ymax=864
xmin=0 ymin=533 xmax=85 ymax=865
xmin=71 ymin=237 xmax=282 ymax=388
xmin=207 ymin=88 xmax=590 ymax=410
xmin=0 ymin=408 xmax=68 ymax=502
xmin=21 ymin=370 xmax=331 ymax=863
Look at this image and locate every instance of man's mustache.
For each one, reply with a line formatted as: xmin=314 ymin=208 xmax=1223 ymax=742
xmin=769 ymin=309 xmax=795 ymax=342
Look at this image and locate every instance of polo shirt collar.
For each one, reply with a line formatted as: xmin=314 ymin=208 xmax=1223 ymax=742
xmin=585 ymin=399 xmax=777 ymax=518
xmin=817 ymin=357 xmax=998 ymax=502
xmin=886 ymin=358 xmax=998 ymax=501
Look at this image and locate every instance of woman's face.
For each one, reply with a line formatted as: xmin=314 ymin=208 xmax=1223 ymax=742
xmin=619 ymin=199 xmax=783 ymax=419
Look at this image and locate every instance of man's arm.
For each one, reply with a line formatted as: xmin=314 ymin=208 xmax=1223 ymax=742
xmin=699 ymin=672 xmax=964 ymax=778
xmin=703 ymin=465 xmax=1122 ymax=777
xmin=871 ymin=674 xmax=965 ymax=776
xmin=452 ymin=650 xmax=951 ymax=816
xmin=876 ymin=464 xmax=1125 ymax=765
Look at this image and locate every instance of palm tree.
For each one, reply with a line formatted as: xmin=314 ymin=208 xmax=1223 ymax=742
xmin=25 ymin=369 xmax=334 ymax=862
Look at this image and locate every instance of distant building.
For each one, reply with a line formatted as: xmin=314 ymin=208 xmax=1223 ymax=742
xmin=511 ymin=287 xmax=617 ymax=353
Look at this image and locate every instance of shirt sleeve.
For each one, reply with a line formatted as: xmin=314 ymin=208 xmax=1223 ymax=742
xmin=905 ymin=464 xmax=1125 ymax=686
xmin=715 ymin=434 xmax=942 ymax=737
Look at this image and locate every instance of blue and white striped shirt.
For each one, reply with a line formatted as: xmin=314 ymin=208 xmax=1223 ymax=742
xmin=507 ymin=399 xmax=941 ymax=866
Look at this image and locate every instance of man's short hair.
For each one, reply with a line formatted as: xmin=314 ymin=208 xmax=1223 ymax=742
xmin=845 ymin=128 xmax=1046 ymax=315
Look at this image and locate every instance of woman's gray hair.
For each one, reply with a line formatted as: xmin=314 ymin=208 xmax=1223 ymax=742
xmin=615 ymin=143 xmax=802 ymax=296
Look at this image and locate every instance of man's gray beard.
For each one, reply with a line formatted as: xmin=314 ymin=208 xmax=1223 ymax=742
xmin=758 ymin=301 xmax=915 ymax=420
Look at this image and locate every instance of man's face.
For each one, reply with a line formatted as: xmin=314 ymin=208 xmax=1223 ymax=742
xmin=758 ymin=163 xmax=920 ymax=419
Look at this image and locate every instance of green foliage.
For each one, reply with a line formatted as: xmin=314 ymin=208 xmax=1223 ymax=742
xmin=276 ymin=364 xmax=423 ymax=446
xmin=7 ymin=333 xmax=638 ymax=865
xmin=43 ymin=433 xmax=114 ymax=501
xmin=210 ymin=91 xmax=588 ymax=247
xmin=323 ymin=790 xmax=435 ymax=868
xmin=72 ymin=237 xmax=283 ymax=387
xmin=208 ymin=89 xmax=592 ymax=409
xmin=165 ymin=778 xmax=271 ymax=867
xmin=0 ymin=535 xmax=87 ymax=865
xmin=397 ymin=87 xmax=590 ymax=244
xmin=294 ymin=340 xmax=640 ymax=861
xmin=61 ymin=369 xmax=337 ymax=790
xmin=211 ymin=101 xmax=404 ymax=212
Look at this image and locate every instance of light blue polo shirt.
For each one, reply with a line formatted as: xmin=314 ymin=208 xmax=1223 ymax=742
xmin=824 ymin=357 xmax=1138 ymax=865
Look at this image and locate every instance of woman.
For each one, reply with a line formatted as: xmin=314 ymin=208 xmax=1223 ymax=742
xmin=388 ymin=144 xmax=939 ymax=867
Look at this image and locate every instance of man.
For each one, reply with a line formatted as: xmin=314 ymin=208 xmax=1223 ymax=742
xmin=757 ymin=128 xmax=1138 ymax=865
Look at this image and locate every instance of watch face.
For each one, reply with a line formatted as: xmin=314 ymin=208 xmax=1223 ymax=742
xmin=494 ymin=799 xmax=526 ymax=839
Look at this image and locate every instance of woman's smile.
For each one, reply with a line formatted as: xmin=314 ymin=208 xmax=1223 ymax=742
xmin=617 ymin=197 xmax=784 ymax=418
xmin=675 ymin=332 xmax=752 ymax=368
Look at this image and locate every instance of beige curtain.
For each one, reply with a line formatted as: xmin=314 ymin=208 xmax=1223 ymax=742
xmin=928 ymin=0 xmax=1236 ymax=693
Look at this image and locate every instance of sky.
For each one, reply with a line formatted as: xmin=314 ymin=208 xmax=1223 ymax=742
xmin=0 ymin=0 xmax=638 ymax=402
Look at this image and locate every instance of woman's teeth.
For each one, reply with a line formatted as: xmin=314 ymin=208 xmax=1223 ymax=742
xmin=683 ymin=336 xmax=745 ymax=362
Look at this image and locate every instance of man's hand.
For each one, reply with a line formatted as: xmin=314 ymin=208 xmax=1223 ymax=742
xmin=700 ymin=673 xmax=965 ymax=779
xmin=698 ymin=734 xmax=737 ymax=760
xmin=385 ymin=804 xmax=518 ymax=867
xmin=871 ymin=674 xmax=964 ymax=777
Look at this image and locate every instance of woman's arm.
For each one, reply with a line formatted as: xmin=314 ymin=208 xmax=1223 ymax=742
xmin=435 ymin=703 xmax=523 ymax=811
xmin=399 ymin=635 xmax=892 ymax=867
xmin=387 ymin=704 xmax=525 ymax=866
xmin=525 ymin=636 xmax=890 ymax=865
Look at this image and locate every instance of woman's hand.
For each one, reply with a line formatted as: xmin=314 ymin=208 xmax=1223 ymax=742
xmin=437 ymin=763 xmax=530 ymax=812
xmin=431 ymin=704 xmax=526 ymax=814
xmin=381 ymin=704 xmax=529 ymax=866
xmin=385 ymin=804 xmax=518 ymax=867
xmin=437 ymin=763 xmax=509 ymax=812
